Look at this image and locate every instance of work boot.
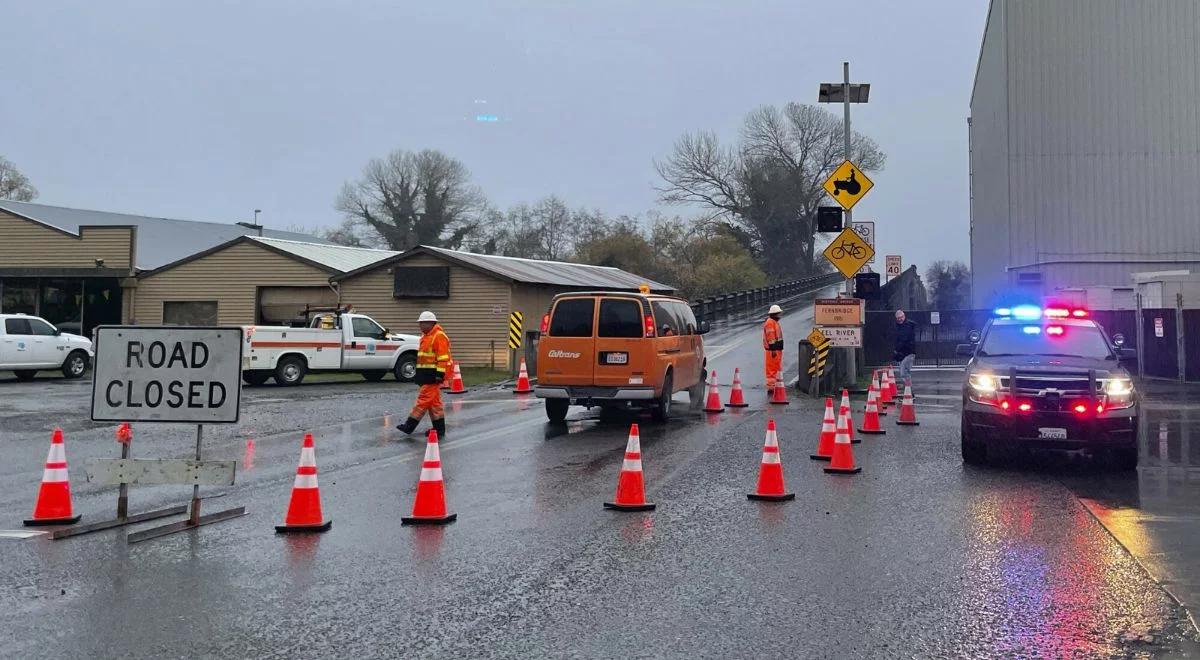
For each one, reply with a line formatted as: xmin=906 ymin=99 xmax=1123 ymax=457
xmin=431 ymin=418 xmax=447 ymax=440
xmin=396 ymin=417 xmax=419 ymax=435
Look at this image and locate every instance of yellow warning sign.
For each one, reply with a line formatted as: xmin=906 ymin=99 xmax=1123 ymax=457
xmin=822 ymin=227 xmax=876 ymax=279
xmin=807 ymin=328 xmax=828 ymax=346
xmin=822 ymin=160 xmax=874 ymax=211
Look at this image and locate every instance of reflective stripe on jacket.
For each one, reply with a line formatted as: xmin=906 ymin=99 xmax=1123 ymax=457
xmin=415 ymin=325 xmax=451 ymax=384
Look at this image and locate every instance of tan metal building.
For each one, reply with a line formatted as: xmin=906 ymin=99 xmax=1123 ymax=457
xmin=334 ymin=246 xmax=674 ymax=369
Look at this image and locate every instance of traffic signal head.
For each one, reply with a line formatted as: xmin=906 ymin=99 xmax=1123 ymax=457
xmin=817 ymin=206 xmax=843 ymax=233
xmin=854 ymin=272 xmax=881 ymax=299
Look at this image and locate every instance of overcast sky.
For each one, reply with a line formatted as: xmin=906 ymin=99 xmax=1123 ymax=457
xmin=2 ymin=0 xmax=988 ymax=271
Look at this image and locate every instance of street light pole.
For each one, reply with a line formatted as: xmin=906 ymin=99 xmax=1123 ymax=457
xmin=841 ymin=61 xmax=857 ymax=386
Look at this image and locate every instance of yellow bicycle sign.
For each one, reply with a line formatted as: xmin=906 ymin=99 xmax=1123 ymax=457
xmin=822 ymin=227 xmax=875 ymax=278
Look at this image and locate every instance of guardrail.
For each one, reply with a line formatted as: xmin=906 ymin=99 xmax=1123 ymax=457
xmin=690 ymin=272 xmax=843 ymax=323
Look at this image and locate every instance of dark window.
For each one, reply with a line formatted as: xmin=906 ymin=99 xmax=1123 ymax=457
xmin=549 ymin=298 xmax=595 ymax=337
xmin=28 ymin=319 xmax=56 ymax=336
xmin=4 ymin=318 xmax=32 ymax=335
xmin=1 ymin=279 xmax=37 ymax=315
xmin=673 ymin=302 xmax=698 ymax=335
xmin=352 ymin=317 xmax=386 ymax=340
xmin=394 ymin=267 xmax=450 ymax=298
xmin=1016 ymin=272 xmax=1043 ymax=285
xmin=163 ymin=301 xmax=218 ymax=326
xmin=651 ymin=301 xmax=681 ymax=337
xmin=599 ymin=299 xmax=644 ymax=338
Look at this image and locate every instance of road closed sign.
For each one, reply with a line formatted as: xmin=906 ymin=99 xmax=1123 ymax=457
xmin=91 ymin=326 xmax=243 ymax=423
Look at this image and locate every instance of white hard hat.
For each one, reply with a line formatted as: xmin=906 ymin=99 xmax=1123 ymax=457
xmin=418 ymin=311 xmax=438 ymax=323
xmin=768 ymin=304 xmax=783 ymax=315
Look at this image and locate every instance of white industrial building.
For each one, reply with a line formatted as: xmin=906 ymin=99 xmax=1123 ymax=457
xmin=968 ymin=0 xmax=1200 ymax=308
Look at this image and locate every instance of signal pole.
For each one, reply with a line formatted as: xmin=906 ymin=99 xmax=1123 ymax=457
xmin=840 ymin=62 xmax=856 ymax=386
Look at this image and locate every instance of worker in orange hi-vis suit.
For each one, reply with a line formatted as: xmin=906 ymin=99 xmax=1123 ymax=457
xmin=396 ymin=311 xmax=452 ymax=439
xmin=763 ymin=304 xmax=784 ymax=388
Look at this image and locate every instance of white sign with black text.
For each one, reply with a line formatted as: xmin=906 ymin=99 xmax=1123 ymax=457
xmin=815 ymin=326 xmax=863 ymax=348
xmin=91 ymin=326 xmax=243 ymax=424
xmin=852 ymin=221 xmax=875 ymax=264
xmin=885 ymin=255 xmax=901 ymax=280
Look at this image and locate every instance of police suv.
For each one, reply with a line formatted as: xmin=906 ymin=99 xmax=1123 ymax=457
xmin=957 ymin=305 xmax=1138 ymax=469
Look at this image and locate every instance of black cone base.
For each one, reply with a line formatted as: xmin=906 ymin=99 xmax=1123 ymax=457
xmin=748 ymin=492 xmax=796 ymax=502
xmin=401 ymin=513 xmax=458 ymax=526
xmin=604 ymin=502 xmax=656 ymax=512
xmin=897 ymin=420 xmax=920 ymax=426
xmin=858 ymin=428 xmax=887 ymax=435
xmin=24 ymin=514 xmax=82 ymax=527
xmin=810 ymin=454 xmax=832 ymax=461
xmin=824 ymin=466 xmax=862 ymax=474
xmin=275 ymin=520 xmax=333 ymax=534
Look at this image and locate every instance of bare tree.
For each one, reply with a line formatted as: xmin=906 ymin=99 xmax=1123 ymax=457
xmin=469 ymin=196 xmax=596 ymax=260
xmin=0 ymin=156 xmax=38 ymax=201
xmin=655 ymin=103 xmax=885 ymax=279
xmin=335 ymin=149 xmax=485 ymax=251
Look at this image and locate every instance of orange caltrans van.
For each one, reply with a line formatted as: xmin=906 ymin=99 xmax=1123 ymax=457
xmin=535 ymin=290 xmax=710 ymax=422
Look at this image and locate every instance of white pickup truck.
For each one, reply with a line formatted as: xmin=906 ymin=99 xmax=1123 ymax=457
xmin=0 ymin=313 xmax=94 ymax=381
xmin=242 ymin=310 xmax=420 ymax=386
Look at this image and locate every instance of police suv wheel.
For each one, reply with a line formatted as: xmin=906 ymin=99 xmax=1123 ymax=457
xmin=62 ymin=351 xmax=88 ymax=379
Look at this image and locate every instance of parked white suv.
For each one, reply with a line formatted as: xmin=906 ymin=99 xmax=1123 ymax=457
xmin=0 ymin=314 xmax=94 ymax=381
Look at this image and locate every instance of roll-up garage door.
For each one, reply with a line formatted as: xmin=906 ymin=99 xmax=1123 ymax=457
xmin=258 ymin=286 xmax=337 ymax=325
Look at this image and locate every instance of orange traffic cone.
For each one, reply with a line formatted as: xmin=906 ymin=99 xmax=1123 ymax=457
xmin=769 ymin=374 xmax=790 ymax=405
xmin=896 ymin=381 xmax=919 ymax=426
xmin=441 ymin=360 xmax=455 ymax=390
xmin=513 ymin=357 xmax=532 ymax=394
xmin=448 ymin=362 xmax=467 ymax=394
xmin=24 ymin=428 xmax=81 ymax=526
xmin=880 ymin=369 xmax=895 ymax=408
xmin=703 ymin=370 xmax=724 ymax=413
xmin=871 ymin=371 xmax=888 ymax=416
xmin=604 ymin=424 xmax=655 ymax=511
xmin=402 ymin=430 xmax=457 ymax=525
xmin=824 ymin=411 xmax=862 ymax=475
xmin=726 ymin=368 xmax=749 ymax=407
xmin=839 ymin=389 xmax=858 ymax=444
xmin=748 ymin=419 xmax=795 ymax=501
xmin=275 ymin=434 xmax=332 ymax=533
xmin=859 ymin=385 xmax=886 ymax=435
xmin=887 ymin=367 xmax=899 ymax=401
xmin=811 ymin=397 xmax=837 ymax=461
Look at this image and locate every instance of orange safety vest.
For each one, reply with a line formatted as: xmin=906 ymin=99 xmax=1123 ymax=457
xmin=415 ymin=324 xmax=451 ymax=384
xmin=763 ymin=318 xmax=783 ymax=351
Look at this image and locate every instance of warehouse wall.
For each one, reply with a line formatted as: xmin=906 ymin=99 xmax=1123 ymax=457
xmin=337 ymin=254 xmax=512 ymax=367
xmin=0 ymin=210 xmax=134 ymax=272
xmin=968 ymin=0 xmax=1011 ymax=307
xmin=134 ymin=242 xmax=332 ymax=325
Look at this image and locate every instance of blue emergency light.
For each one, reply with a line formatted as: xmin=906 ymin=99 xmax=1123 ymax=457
xmin=994 ymin=305 xmax=1042 ymax=320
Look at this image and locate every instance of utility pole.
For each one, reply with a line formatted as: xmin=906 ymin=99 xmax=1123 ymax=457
xmin=840 ymin=62 xmax=856 ymax=386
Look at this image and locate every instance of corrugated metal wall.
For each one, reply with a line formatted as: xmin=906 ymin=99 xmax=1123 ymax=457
xmin=337 ymin=254 xmax=513 ymax=368
xmin=969 ymin=0 xmax=1011 ymax=307
xmin=971 ymin=0 xmax=1200 ymax=306
xmin=134 ymin=242 xmax=332 ymax=325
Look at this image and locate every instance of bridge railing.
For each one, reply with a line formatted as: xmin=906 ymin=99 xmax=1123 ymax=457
xmin=690 ymin=272 xmax=843 ymax=323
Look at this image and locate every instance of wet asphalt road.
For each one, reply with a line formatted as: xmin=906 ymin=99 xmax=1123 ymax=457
xmin=1 ymin=290 xmax=1199 ymax=658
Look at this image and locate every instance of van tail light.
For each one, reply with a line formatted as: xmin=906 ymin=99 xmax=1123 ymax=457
xmin=644 ymin=314 xmax=656 ymax=338
xmin=540 ymin=314 xmax=550 ymax=334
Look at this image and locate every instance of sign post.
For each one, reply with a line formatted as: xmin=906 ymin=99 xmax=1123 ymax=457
xmin=89 ymin=326 xmax=246 ymax=544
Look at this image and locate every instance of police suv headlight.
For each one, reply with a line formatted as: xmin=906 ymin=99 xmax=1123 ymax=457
xmin=1103 ymin=378 xmax=1135 ymax=409
xmin=968 ymin=373 xmax=997 ymax=393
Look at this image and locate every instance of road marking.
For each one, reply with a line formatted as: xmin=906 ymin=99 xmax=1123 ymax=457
xmin=0 ymin=530 xmax=46 ymax=539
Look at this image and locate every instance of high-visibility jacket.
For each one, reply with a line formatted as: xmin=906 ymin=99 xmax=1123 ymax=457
xmin=763 ymin=318 xmax=783 ymax=352
xmin=414 ymin=324 xmax=452 ymax=385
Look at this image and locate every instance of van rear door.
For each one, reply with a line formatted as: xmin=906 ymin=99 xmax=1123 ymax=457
xmin=538 ymin=297 xmax=597 ymax=387
xmin=594 ymin=297 xmax=652 ymax=389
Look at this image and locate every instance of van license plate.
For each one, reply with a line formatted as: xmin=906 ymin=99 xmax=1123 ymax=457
xmin=1038 ymin=427 xmax=1068 ymax=440
xmin=606 ymin=352 xmax=628 ymax=365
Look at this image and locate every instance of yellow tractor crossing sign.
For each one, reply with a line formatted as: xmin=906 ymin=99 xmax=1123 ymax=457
xmin=822 ymin=227 xmax=876 ymax=279
xmin=507 ymin=312 xmax=524 ymax=349
xmin=822 ymin=159 xmax=874 ymax=211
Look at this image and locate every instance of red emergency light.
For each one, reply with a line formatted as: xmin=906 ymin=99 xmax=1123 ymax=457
xmin=1046 ymin=325 xmax=1065 ymax=336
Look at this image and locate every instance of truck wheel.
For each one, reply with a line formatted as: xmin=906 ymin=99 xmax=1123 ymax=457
xmin=274 ymin=356 xmax=307 ymax=386
xmin=13 ymin=370 xmax=37 ymax=382
xmin=651 ymin=373 xmax=674 ymax=423
xmin=961 ymin=424 xmax=987 ymax=465
xmin=688 ymin=368 xmax=706 ymax=410
xmin=61 ymin=351 xmax=89 ymax=379
xmin=393 ymin=353 xmax=417 ymax=382
xmin=545 ymin=398 xmax=569 ymax=424
xmin=362 ymin=370 xmax=387 ymax=382
xmin=242 ymin=371 xmax=272 ymax=386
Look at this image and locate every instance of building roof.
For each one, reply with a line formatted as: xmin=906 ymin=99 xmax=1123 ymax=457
xmin=335 ymin=245 xmax=675 ymax=292
xmin=0 ymin=199 xmax=332 ymax=271
xmin=248 ymin=237 xmax=397 ymax=274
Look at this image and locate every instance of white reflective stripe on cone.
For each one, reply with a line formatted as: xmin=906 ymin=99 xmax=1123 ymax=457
xmin=761 ymin=452 xmax=781 ymax=465
xmin=299 ymin=447 xmax=316 ymax=467
xmin=47 ymin=444 xmax=65 ymax=462
xmin=424 ymin=443 xmax=441 ymax=462
xmin=42 ymin=468 xmax=69 ymax=482
xmin=420 ymin=467 xmax=444 ymax=481
xmin=626 ymin=436 xmax=640 ymax=453
xmin=622 ymin=459 xmax=643 ymax=472
xmin=294 ymin=474 xmax=319 ymax=489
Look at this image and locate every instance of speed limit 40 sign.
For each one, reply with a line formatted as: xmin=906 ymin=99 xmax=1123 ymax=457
xmin=885 ymin=255 xmax=902 ymax=281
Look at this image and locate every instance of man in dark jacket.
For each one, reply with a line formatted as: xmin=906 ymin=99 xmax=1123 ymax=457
xmin=894 ymin=310 xmax=917 ymax=384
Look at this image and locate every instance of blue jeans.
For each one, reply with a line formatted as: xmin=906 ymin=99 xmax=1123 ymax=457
xmin=898 ymin=354 xmax=915 ymax=384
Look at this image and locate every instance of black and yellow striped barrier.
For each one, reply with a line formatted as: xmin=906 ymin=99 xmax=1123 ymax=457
xmin=808 ymin=338 xmax=831 ymax=379
xmin=507 ymin=311 xmax=524 ymax=350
